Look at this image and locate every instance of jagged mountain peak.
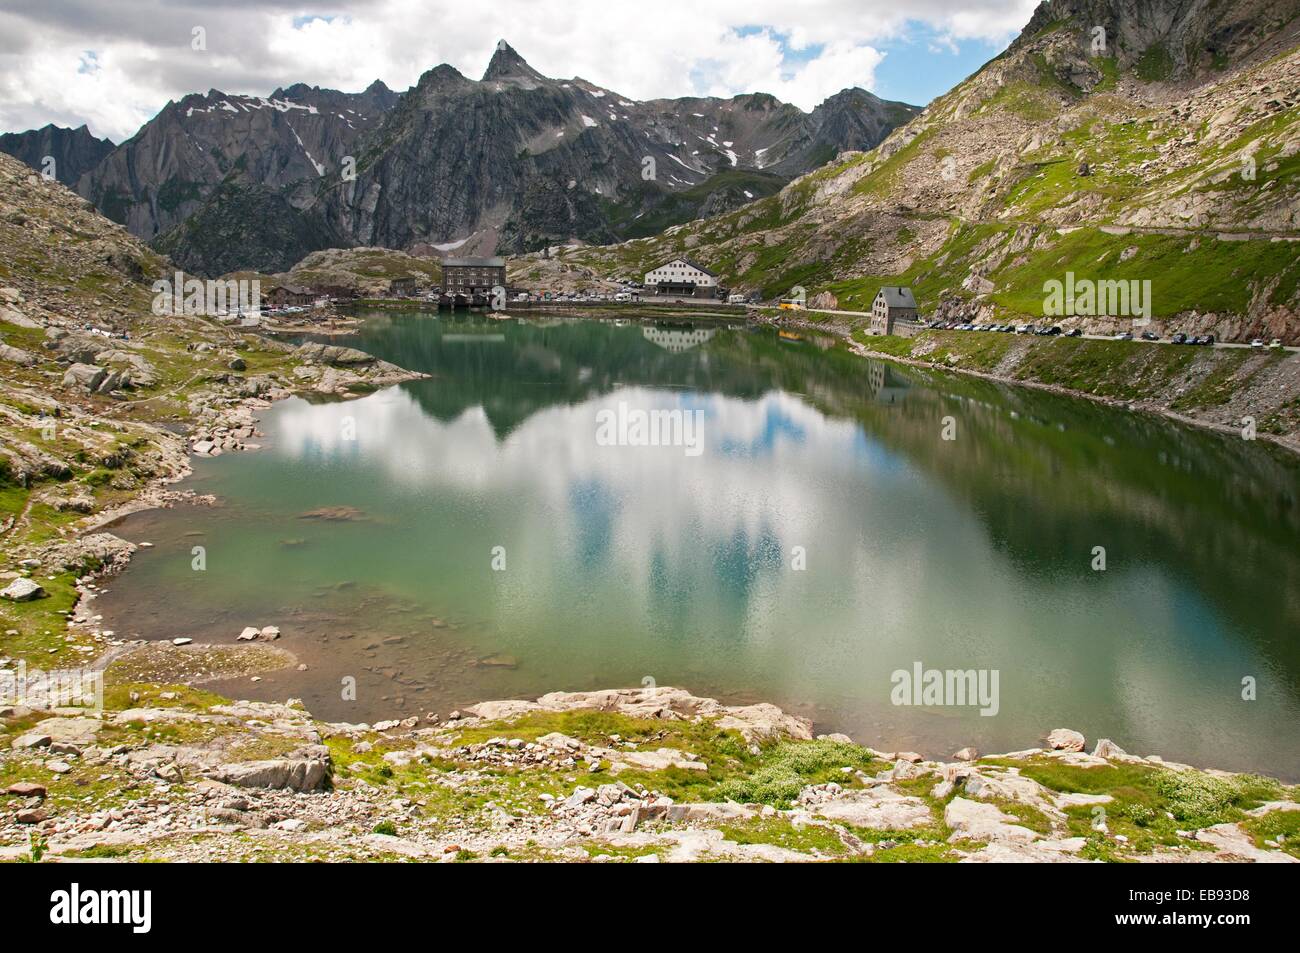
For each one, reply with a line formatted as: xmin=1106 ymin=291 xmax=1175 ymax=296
xmin=482 ymin=40 xmax=547 ymax=84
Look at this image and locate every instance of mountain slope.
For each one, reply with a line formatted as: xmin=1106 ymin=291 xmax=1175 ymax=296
xmin=558 ymin=0 xmax=1300 ymax=343
xmin=0 ymin=124 xmax=114 ymax=187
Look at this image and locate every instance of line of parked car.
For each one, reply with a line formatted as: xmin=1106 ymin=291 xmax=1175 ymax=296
xmin=928 ymin=320 xmax=1285 ymax=349
xmin=928 ymin=320 xmax=1071 ymax=335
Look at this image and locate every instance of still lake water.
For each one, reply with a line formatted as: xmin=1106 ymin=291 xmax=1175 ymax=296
xmin=98 ymin=311 xmax=1300 ymax=776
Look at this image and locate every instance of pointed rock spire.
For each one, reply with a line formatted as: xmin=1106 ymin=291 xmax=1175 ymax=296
xmin=482 ymin=40 xmax=544 ymax=83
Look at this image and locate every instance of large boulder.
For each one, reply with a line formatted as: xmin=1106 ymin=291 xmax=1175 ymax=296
xmin=62 ymin=362 xmax=106 ymax=392
xmin=465 ymin=686 xmax=813 ymax=743
xmin=1046 ymin=728 xmax=1086 ymax=752
xmin=944 ymin=797 xmax=1038 ymax=843
xmin=0 ymin=343 xmax=37 ymax=366
xmin=210 ymin=745 xmax=331 ymax=791
xmin=812 ymin=787 xmax=933 ymax=829
xmin=0 ymin=577 xmax=45 ymax=601
xmin=35 ymin=533 xmax=135 ymax=572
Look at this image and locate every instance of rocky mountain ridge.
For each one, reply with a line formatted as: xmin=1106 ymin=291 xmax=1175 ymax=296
xmin=2 ymin=43 xmax=916 ymax=276
xmin=318 ymin=43 xmax=914 ymax=259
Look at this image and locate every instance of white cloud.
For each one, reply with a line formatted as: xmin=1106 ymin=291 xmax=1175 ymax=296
xmin=0 ymin=0 xmax=1037 ymax=142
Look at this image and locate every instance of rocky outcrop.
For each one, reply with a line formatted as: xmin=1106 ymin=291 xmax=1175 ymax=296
xmin=463 ymin=685 xmax=813 ymax=743
xmin=210 ymin=746 xmax=331 ymax=792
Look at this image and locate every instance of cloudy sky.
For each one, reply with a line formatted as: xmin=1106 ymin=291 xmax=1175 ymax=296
xmin=0 ymin=0 xmax=1039 ymax=143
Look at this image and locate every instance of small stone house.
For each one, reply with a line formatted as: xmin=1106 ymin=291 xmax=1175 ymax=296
xmin=266 ymin=284 xmax=314 ymax=309
xmin=869 ymin=286 xmax=919 ymax=335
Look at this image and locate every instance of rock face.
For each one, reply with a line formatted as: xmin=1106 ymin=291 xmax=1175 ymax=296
xmin=0 ymin=123 xmax=114 ymax=187
xmin=1014 ymin=0 xmax=1292 ymax=78
xmin=77 ymin=81 xmax=398 ymax=273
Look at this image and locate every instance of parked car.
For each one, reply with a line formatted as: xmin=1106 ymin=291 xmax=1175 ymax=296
xmin=1141 ymin=331 xmax=1160 ymax=341
xmin=1066 ymin=328 xmax=1083 ymax=337
xmin=1269 ymin=339 xmax=1283 ymax=349
xmin=1045 ymin=326 xmax=1062 ymax=335
xmin=1172 ymin=333 xmax=1187 ymax=344
xmin=1016 ymin=324 xmax=1032 ymax=334
xmin=1250 ymin=339 xmax=1265 ymax=348
xmin=1115 ymin=332 xmax=1133 ymax=341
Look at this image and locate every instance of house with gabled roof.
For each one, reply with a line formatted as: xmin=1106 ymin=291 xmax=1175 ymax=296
xmin=870 ymin=286 xmax=919 ymax=335
xmin=645 ymin=258 xmax=718 ymax=297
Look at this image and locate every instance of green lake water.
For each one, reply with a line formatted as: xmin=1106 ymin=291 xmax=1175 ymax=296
xmin=97 ymin=311 xmax=1300 ymax=777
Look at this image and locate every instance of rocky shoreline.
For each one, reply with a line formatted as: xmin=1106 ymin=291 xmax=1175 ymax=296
xmin=1 ymin=685 xmax=1295 ymax=863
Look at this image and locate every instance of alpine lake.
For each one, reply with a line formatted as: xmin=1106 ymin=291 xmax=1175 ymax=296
xmin=95 ymin=308 xmax=1300 ymax=778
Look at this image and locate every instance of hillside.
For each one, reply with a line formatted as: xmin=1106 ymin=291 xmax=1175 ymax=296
xmin=555 ymin=0 xmax=1300 ymax=344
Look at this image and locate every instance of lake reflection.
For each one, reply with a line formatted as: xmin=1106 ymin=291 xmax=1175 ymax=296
xmin=96 ymin=312 xmax=1300 ymax=777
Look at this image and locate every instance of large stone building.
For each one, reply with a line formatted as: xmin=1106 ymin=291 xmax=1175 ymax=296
xmin=265 ymin=284 xmax=315 ymax=309
xmin=869 ymin=286 xmax=920 ymax=335
xmin=442 ymin=257 xmax=507 ymax=295
xmin=645 ymin=258 xmax=718 ymax=297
